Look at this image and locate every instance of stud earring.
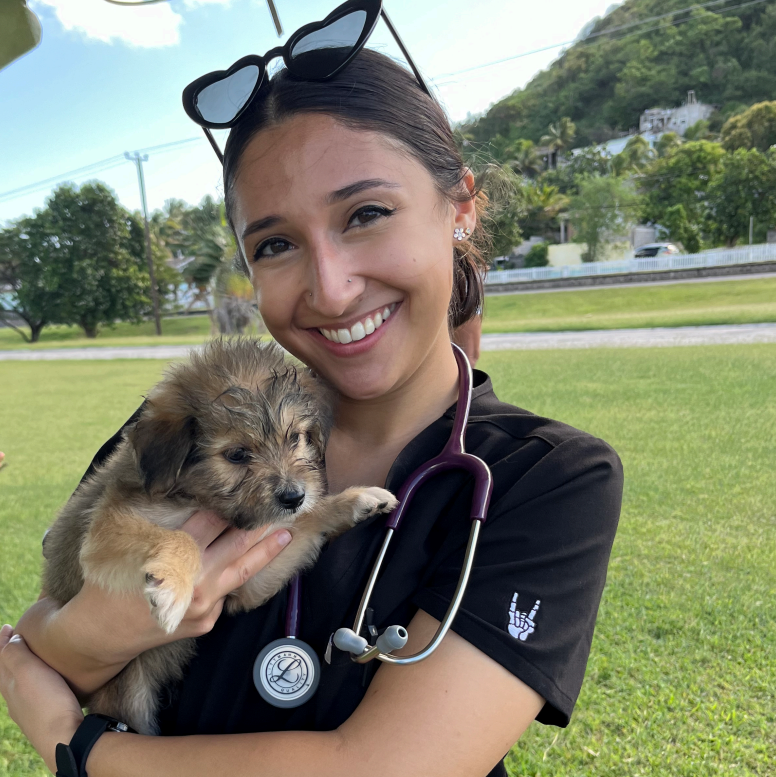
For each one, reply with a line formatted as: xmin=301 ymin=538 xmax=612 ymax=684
xmin=454 ymin=227 xmax=465 ymax=241
xmin=347 ymin=278 xmax=352 ymax=283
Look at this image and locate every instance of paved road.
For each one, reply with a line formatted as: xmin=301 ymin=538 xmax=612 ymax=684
xmin=485 ymin=271 xmax=776 ymax=295
xmin=2 ymin=323 xmax=775 ymax=361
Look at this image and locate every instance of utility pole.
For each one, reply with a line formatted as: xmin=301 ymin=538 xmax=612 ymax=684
xmin=125 ymin=151 xmax=162 ymax=336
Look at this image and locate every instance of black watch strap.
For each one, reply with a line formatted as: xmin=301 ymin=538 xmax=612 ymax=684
xmin=56 ymin=713 xmax=134 ymax=777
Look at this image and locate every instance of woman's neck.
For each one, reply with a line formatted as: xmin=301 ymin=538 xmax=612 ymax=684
xmin=325 ymin=337 xmax=459 ymax=492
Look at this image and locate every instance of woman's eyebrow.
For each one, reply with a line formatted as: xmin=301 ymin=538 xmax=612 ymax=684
xmin=326 ymin=178 xmax=401 ymax=204
xmin=242 ymin=215 xmax=283 ymax=240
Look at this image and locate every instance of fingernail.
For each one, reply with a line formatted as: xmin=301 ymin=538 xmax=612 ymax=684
xmin=276 ymin=530 xmax=292 ymax=547
xmin=9 ymin=634 xmax=23 ymax=644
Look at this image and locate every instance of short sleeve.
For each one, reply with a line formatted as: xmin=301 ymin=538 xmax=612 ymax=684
xmin=413 ymin=434 xmax=623 ymax=727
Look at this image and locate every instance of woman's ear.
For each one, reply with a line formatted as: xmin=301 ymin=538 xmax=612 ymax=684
xmin=453 ymin=168 xmax=477 ymax=237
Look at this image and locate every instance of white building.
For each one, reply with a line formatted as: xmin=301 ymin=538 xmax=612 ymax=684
xmin=639 ymin=90 xmax=714 ymax=136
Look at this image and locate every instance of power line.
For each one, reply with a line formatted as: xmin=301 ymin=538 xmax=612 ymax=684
xmin=0 ymin=136 xmax=203 ymax=206
xmin=434 ymin=0 xmax=772 ymax=82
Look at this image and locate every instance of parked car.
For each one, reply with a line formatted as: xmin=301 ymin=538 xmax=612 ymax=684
xmin=634 ymin=243 xmax=681 ymax=258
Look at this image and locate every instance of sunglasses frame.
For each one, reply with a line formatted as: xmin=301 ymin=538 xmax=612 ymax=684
xmin=182 ymin=0 xmax=431 ymax=162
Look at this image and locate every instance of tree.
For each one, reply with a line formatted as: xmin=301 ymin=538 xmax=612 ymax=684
xmin=0 ymin=222 xmax=62 ymax=342
xmin=654 ymin=132 xmax=682 ymax=158
xmin=706 ymin=148 xmax=776 ymax=246
xmin=569 ymin=175 xmax=640 ymax=262
xmin=476 ymin=165 xmax=526 ymax=261
xmin=40 ymin=182 xmax=150 ymax=337
xmin=503 ymin=139 xmax=543 ymax=178
xmin=640 ymin=140 xmax=724 ymax=236
xmin=542 ymin=147 xmax=611 ymax=195
xmin=661 ymin=203 xmax=701 ymax=253
xmin=520 ymin=183 xmax=569 ymax=239
xmin=541 ymin=117 xmax=576 ymax=169
xmin=610 ymin=135 xmax=654 ymax=176
xmin=721 ymin=101 xmax=776 ymax=152
xmin=524 ymin=242 xmax=549 ymax=268
xmin=684 ymin=119 xmax=713 ymax=142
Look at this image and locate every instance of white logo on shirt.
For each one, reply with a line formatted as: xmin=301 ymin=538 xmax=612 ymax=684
xmin=507 ymin=593 xmax=540 ymax=641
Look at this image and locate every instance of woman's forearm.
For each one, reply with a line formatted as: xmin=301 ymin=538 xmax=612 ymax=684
xmin=15 ymin=598 xmax=131 ymax=699
xmin=87 ymin=730 xmax=346 ymax=777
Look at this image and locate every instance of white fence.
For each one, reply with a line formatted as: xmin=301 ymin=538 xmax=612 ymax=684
xmin=484 ymin=243 xmax=776 ymax=285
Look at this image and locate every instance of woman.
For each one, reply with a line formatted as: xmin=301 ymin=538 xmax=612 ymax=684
xmin=0 ymin=48 xmax=622 ymax=776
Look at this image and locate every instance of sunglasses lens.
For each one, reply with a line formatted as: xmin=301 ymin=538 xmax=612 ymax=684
xmin=195 ymin=64 xmax=261 ymax=124
xmin=289 ymin=10 xmax=368 ymax=78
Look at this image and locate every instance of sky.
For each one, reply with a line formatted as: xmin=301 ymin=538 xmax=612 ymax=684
xmin=0 ymin=0 xmax=619 ymax=224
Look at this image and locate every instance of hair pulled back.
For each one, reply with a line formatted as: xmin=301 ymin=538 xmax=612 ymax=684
xmin=223 ymin=48 xmax=489 ymax=329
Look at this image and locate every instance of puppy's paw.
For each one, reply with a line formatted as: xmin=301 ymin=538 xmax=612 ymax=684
xmin=353 ymin=486 xmax=399 ymax=522
xmin=142 ymin=532 xmax=201 ymax=634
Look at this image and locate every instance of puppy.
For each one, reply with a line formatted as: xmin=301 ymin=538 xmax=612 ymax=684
xmin=41 ymin=338 xmax=397 ymax=734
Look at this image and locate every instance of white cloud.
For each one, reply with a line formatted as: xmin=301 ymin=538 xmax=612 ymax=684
xmin=32 ymin=0 xmax=183 ymax=48
xmin=182 ymin=0 xmax=232 ymax=7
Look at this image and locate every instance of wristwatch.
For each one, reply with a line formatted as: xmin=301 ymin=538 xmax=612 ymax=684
xmin=55 ymin=713 xmax=135 ymax=777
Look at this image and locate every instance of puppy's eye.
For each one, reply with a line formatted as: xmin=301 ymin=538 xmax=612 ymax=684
xmin=223 ymin=448 xmax=250 ymax=464
xmin=289 ymin=432 xmax=303 ymax=448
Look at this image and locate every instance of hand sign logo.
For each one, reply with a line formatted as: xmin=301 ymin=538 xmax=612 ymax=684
xmin=507 ymin=593 xmax=540 ymax=642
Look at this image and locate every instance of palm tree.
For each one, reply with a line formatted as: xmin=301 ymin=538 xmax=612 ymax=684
xmin=540 ymin=117 xmax=577 ymax=169
xmin=507 ymin=140 xmax=543 ymax=178
xmin=610 ymin=135 xmax=655 ymax=176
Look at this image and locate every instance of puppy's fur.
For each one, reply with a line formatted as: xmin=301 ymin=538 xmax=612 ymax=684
xmin=42 ymin=338 xmax=397 ymax=734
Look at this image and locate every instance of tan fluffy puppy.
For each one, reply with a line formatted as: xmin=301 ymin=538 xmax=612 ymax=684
xmin=41 ymin=338 xmax=397 ymax=735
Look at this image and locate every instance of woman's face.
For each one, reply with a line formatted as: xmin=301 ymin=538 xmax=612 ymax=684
xmin=230 ymin=113 xmax=474 ymax=401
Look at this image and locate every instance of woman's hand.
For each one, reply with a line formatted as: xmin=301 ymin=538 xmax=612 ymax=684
xmin=15 ymin=513 xmax=292 ymax=695
xmin=0 ymin=625 xmax=83 ymax=774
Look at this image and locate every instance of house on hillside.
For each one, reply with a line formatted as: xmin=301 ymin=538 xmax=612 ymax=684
xmin=639 ymin=90 xmax=714 ymax=136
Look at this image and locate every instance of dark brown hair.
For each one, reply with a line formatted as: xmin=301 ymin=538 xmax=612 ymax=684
xmin=222 ymin=48 xmax=489 ymax=328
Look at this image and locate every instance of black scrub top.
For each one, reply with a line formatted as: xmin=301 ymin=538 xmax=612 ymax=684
xmin=83 ymin=369 xmax=623 ymax=777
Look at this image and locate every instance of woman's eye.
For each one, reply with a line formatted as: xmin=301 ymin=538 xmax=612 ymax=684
xmin=253 ymin=237 xmax=295 ymax=261
xmin=223 ymin=448 xmax=250 ymax=464
xmin=348 ymin=206 xmax=395 ymax=229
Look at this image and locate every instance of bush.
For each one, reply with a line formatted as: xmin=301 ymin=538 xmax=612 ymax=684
xmin=524 ymin=242 xmax=549 ymax=267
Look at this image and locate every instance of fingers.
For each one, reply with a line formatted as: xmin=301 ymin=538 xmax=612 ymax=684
xmin=218 ymin=529 xmax=292 ymax=594
xmin=529 ymin=600 xmax=541 ymax=620
xmin=181 ymin=510 xmax=230 ymax=551
xmin=509 ymin=592 xmax=518 ymax=613
xmin=0 ymin=624 xmax=13 ymax=652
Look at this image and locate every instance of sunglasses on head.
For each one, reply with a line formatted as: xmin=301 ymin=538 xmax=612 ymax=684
xmin=182 ymin=0 xmax=431 ymax=163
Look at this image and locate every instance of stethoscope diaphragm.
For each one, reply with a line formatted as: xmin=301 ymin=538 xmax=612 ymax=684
xmin=253 ymin=636 xmax=320 ymax=708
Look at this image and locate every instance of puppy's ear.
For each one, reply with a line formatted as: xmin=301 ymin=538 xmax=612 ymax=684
xmin=128 ymin=404 xmax=197 ymax=494
xmin=298 ymin=369 xmax=335 ymax=462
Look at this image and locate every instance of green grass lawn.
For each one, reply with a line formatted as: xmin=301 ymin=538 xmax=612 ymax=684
xmin=0 ymin=316 xmax=215 ymax=351
xmin=1 ymin=347 xmax=774 ymax=776
xmin=483 ymin=276 xmax=776 ymax=333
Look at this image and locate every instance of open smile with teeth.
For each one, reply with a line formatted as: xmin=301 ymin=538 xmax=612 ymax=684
xmin=319 ymin=303 xmax=397 ymax=344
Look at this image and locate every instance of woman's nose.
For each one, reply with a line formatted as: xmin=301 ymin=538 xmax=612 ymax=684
xmin=305 ymin=239 xmax=364 ymax=317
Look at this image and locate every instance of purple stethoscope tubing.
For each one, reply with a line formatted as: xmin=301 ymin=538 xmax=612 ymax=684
xmin=335 ymin=343 xmax=494 ymax=665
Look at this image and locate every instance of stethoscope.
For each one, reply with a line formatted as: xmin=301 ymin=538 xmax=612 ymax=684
xmin=253 ymin=343 xmax=493 ymax=708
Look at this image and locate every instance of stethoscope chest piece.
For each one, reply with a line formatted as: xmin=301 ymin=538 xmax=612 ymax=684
xmin=253 ymin=637 xmax=320 ymax=708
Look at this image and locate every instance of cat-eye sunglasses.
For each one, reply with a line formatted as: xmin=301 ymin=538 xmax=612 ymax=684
xmin=181 ymin=0 xmax=431 ymax=162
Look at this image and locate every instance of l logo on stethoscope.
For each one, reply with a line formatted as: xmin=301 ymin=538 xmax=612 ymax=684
xmin=254 ymin=576 xmax=321 ymax=708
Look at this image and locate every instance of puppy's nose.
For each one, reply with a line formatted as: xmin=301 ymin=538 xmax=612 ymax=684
xmin=277 ymin=488 xmax=305 ymax=512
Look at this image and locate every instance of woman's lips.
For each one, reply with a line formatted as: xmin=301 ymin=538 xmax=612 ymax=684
xmin=308 ymin=302 xmax=401 ymax=356
xmin=318 ymin=302 xmax=397 ymax=344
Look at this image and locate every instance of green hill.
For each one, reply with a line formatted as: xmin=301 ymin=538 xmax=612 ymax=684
xmin=463 ymin=0 xmax=776 ymax=146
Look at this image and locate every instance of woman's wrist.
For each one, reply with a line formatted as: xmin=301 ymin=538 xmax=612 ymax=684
xmin=43 ymin=712 xmax=84 ymax=775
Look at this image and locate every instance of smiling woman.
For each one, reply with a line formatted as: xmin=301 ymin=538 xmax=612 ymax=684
xmin=0 ymin=45 xmax=623 ymax=777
